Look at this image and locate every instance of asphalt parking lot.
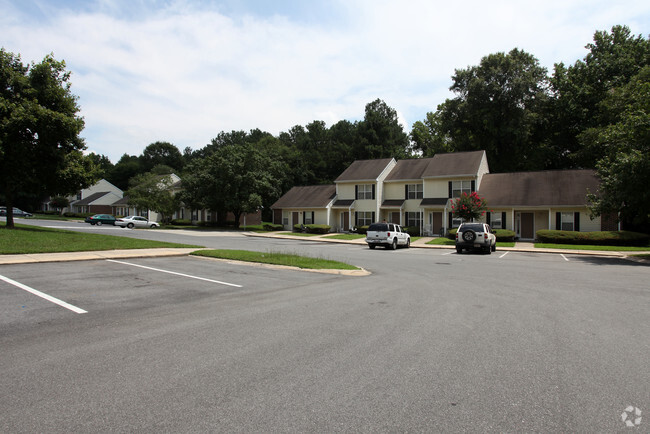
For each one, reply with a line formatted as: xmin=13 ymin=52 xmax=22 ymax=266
xmin=1 ymin=225 xmax=649 ymax=432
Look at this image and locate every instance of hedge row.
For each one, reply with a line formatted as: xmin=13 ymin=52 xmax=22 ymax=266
xmin=293 ymin=224 xmax=331 ymax=234
xmin=447 ymin=228 xmax=515 ymax=242
xmin=536 ymin=230 xmax=649 ymax=246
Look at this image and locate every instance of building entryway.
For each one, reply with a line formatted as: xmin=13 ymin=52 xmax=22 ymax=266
xmin=516 ymin=212 xmax=535 ymax=239
xmin=340 ymin=212 xmax=350 ymax=232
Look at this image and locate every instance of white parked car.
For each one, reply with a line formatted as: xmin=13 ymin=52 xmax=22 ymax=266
xmin=115 ymin=216 xmax=160 ymax=229
xmin=366 ymin=222 xmax=411 ymax=250
xmin=455 ymin=222 xmax=496 ymax=254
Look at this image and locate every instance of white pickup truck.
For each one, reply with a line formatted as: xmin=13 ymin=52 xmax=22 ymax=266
xmin=365 ymin=223 xmax=411 ymax=250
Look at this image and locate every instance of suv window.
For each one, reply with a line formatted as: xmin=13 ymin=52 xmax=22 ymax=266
xmin=368 ymin=223 xmax=388 ymax=232
xmin=460 ymin=223 xmax=485 ymax=232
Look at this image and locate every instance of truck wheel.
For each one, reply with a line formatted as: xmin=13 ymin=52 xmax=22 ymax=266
xmin=369 ymin=244 xmax=376 ymax=249
xmin=456 ymin=247 xmax=462 ymax=254
xmin=492 ymin=243 xmax=496 ymax=252
xmin=406 ymin=239 xmax=410 ymax=248
xmin=390 ymin=239 xmax=397 ymax=250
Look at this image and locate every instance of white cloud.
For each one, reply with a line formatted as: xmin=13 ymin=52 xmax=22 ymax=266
xmin=2 ymin=0 xmax=649 ymax=162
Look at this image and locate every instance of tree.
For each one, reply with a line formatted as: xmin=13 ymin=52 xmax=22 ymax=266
xmin=586 ymin=66 xmax=650 ymax=228
xmin=410 ymin=111 xmax=453 ymax=157
xmin=1 ymin=49 xmax=97 ymax=228
xmin=106 ymin=154 xmax=143 ymax=190
xmin=140 ymin=141 xmax=184 ymax=172
xmin=125 ymin=172 xmax=180 ymax=224
xmin=182 ymin=142 xmax=283 ymax=228
xmin=356 ymin=99 xmax=410 ymax=160
xmin=549 ymin=25 xmax=650 ymax=168
xmin=431 ymin=49 xmax=550 ymax=172
xmin=451 ymin=192 xmax=488 ymax=222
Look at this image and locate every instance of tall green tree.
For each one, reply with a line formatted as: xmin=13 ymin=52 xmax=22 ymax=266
xmin=140 ymin=141 xmax=184 ymax=172
xmin=106 ymin=154 xmax=143 ymax=190
xmin=356 ymin=99 xmax=410 ymax=160
xmin=410 ymin=111 xmax=453 ymax=157
xmin=586 ymin=66 xmax=650 ymax=228
xmin=182 ymin=142 xmax=283 ymax=228
xmin=432 ymin=48 xmax=550 ymax=172
xmin=1 ymin=49 xmax=97 ymax=228
xmin=549 ymin=25 xmax=650 ymax=168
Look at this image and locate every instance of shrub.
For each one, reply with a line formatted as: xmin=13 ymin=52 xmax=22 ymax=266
xmin=355 ymin=226 xmax=369 ymax=235
xmin=494 ymin=229 xmax=516 ymax=242
xmin=171 ymin=219 xmax=192 ymax=226
xmin=305 ymin=224 xmax=331 ymax=234
xmin=403 ymin=226 xmax=420 ymax=236
xmin=447 ymin=228 xmax=458 ymax=240
xmin=536 ymin=230 xmax=650 ymax=246
xmin=262 ymin=223 xmax=284 ymax=231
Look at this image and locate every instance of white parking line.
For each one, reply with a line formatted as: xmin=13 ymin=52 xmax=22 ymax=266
xmin=107 ymin=260 xmax=243 ymax=288
xmin=0 ymin=274 xmax=87 ymax=314
xmin=560 ymin=254 xmax=570 ymax=261
xmin=499 ymin=251 xmax=509 ymax=258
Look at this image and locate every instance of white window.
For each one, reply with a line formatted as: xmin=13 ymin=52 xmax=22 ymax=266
xmin=357 ymin=184 xmax=373 ymax=200
xmin=407 ymin=184 xmax=423 ymax=199
xmin=304 ymin=212 xmax=313 ymax=224
xmin=452 ymin=180 xmax=472 ymax=198
xmin=406 ymin=212 xmax=422 ymax=228
xmin=357 ymin=211 xmax=373 ymax=226
xmin=452 ymin=216 xmax=463 ymax=228
xmin=561 ymin=212 xmax=574 ymax=231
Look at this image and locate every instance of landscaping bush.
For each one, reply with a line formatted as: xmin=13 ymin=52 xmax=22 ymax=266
xmin=536 ymin=230 xmax=650 ymax=247
xmin=493 ymin=229 xmax=516 ymax=242
xmin=305 ymin=224 xmax=331 ymax=234
xmin=447 ymin=228 xmax=457 ymax=240
xmin=355 ymin=226 xmax=369 ymax=235
xmin=171 ymin=219 xmax=192 ymax=226
xmin=63 ymin=212 xmax=92 ymax=218
xmin=403 ymin=226 xmax=420 ymax=237
xmin=262 ymin=223 xmax=284 ymax=231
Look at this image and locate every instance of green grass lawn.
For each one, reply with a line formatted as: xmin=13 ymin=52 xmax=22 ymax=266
xmin=278 ymin=232 xmax=322 ymax=237
xmin=535 ymin=243 xmax=650 ymax=251
xmin=191 ymin=249 xmax=359 ymax=270
xmin=0 ymin=224 xmax=201 ymax=254
xmin=322 ymin=234 xmax=366 ymax=240
xmin=426 ymin=238 xmax=455 ymax=246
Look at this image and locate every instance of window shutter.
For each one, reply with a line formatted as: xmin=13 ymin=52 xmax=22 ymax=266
xmin=471 ymin=180 xmax=476 ymax=192
xmin=556 ymin=212 xmax=561 ymax=230
xmin=501 ymin=212 xmax=506 ymax=229
xmin=311 ymin=212 xmax=315 ymax=224
xmin=405 ymin=185 xmax=409 ymax=200
xmin=574 ymin=212 xmax=580 ymax=232
xmin=372 ymin=212 xmax=375 ymax=223
xmin=448 ymin=181 xmax=452 ymax=198
xmin=355 ymin=212 xmax=358 ymax=227
xmin=372 ymin=184 xmax=376 ymax=200
xmin=448 ymin=212 xmax=453 ymax=228
xmin=355 ymin=185 xmax=358 ymax=200
xmin=486 ymin=212 xmax=491 ymax=225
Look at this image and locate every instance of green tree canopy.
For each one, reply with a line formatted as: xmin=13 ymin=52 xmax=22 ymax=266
xmin=125 ymin=172 xmax=180 ymax=223
xmin=433 ymin=48 xmax=550 ymax=172
xmin=140 ymin=141 xmax=184 ymax=172
xmin=1 ymin=49 xmax=98 ymax=227
xmin=356 ymin=99 xmax=410 ymax=160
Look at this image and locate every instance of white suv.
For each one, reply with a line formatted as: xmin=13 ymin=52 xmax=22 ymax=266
xmin=455 ymin=223 xmax=496 ymax=254
xmin=366 ymin=223 xmax=411 ymax=250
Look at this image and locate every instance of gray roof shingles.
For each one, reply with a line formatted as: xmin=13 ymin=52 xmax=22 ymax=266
xmin=422 ymin=150 xmax=486 ymax=178
xmin=335 ymin=158 xmax=394 ymax=182
xmin=478 ymin=170 xmax=599 ymax=207
xmin=272 ymin=185 xmax=336 ymax=209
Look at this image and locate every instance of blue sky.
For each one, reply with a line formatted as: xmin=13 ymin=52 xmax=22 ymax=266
xmin=2 ymin=0 xmax=649 ymax=163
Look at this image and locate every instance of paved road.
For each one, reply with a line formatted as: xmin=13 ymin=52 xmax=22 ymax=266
xmin=1 ymin=220 xmax=649 ymax=432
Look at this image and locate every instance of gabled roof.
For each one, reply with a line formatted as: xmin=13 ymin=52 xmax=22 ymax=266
xmin=385 ymin=158 xmax=435 ymax=181
xmin=272 ymin=185 xmax=336 ymax=209
xmin=478 ymin=170 xmax=599 ymax=207
xmin=422 ymin=150 xmax=486 ymax=178
xmin=335 ymin=158 xmax=394 ymax=182
xmin=72 ymin=191 xmax=113 ymax=205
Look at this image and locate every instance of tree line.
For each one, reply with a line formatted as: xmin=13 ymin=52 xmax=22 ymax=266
xmin=2 ymin=25 xmax=648 ymax=229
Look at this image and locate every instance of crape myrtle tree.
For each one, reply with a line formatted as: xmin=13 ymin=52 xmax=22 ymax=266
xmin=451 ymin=192 xmax=488 ymax=222
xmin=0 ymin=49 xmax=98 ymax=228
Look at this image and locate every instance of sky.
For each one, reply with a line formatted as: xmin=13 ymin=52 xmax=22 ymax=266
xmin=2 ymin=0 xmax=650 ymax=163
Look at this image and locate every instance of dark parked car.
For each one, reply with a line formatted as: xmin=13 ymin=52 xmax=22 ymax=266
xmin=84 ymin=214 xmax=117 ymax=226
xmin=0 ymin=207 xmax=33 ymax=217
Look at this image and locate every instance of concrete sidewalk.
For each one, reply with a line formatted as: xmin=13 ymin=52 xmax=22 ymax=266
xmin=0 ymin=248 xmax=199 ymax=265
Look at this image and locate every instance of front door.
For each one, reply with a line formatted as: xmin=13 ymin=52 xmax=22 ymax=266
xmin=340 ymin=212 xmax=349 ymax=231
xmin=516 ymin=212 xmax=535 ymax=239
xmin=292 ymin=212 xmax=299 ymax=227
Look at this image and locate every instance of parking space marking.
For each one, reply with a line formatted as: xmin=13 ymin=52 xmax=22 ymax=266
xmin=0 ymin=274 xmax=87 ymax=314
xmin=499 ymin=251 xmax=509 ymax=258
xmin=560 ymin=254 xmax=570 ymax=261
xmin=107 ymin=260 xmax=243 ymax=288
